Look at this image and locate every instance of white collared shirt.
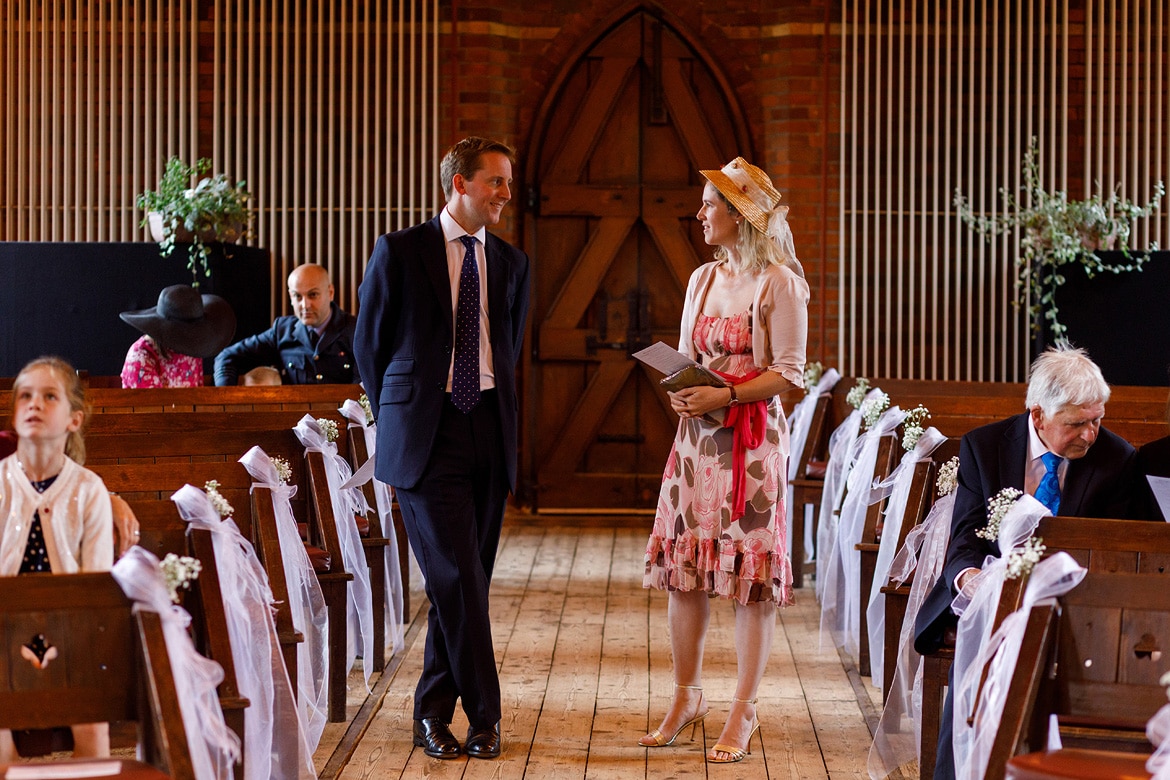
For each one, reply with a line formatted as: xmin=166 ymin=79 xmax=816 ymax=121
xmin=1025 ymin=412 xmax=1068 ymax=495
xmin=440 ymin=208 xmax=495 ymax=392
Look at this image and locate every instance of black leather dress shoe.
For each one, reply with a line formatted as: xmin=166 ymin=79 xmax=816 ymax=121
xmin=413 ymin=718 xmax=460 ymax=759
xmin=465 ymin=722 xmax=501 ymax=759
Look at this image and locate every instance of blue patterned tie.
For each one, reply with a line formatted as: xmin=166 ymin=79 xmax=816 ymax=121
xmin=1035 ymin=451 xmax=1063 ymax=515
xmin=452 ymin=235 xmax=481 ymax=412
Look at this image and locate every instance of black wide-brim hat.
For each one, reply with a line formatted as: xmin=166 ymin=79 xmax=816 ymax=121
xmin=120 ymin=284 xmax=237 ymax=358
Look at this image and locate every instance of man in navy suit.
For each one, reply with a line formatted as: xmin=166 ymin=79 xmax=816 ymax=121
xmin=354 ymin=137 xmax=530 ymax=760
xmin=214 ymin=263 xmax=360 ymax=385
xmin=914 ymin=344 xmax=1139 ymax=779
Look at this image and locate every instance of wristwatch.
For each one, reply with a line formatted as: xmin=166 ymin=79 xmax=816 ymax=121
xmin=728 ymin=385 xmax=739 ymax=406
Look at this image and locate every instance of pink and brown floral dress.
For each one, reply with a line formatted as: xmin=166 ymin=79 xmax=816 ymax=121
xmin=644 ymin=262 xmax=808 ymax=608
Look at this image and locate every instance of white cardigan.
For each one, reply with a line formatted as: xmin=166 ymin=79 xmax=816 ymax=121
xmin=677 ymin=260 xmax=810 ymax=387
xmin=0 ymin=454 xmax=114 ymax=575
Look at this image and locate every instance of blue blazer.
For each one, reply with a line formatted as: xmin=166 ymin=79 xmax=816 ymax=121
xmin=354 ymin=216 xmax=530 ymax=492
xmin=213 ymin=302 xmax=359 ymax=385
xmin=913 ymin=412 xmax=1138 ymax=654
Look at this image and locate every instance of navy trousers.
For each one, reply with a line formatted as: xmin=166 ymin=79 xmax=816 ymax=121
xmin=394 ymin=390 xmax=508 ymax=728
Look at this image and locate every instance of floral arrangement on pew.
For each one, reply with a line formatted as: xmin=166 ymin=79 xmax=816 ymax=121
xmin=937 ymin=456 xmax=959 ymax=497
xmin=846 ymin=377 xmax=870 ymax=409
xmin=860 ymin=390 xmax=891 ymax=431
xmin=204 ymin=479 xmax=235 ymax=519
xmin=160 ymin=553 xmax=202 ymax=604
xmin=901 ymin=405 xmax=931 ymax=451
xmin=357 ymin=394 xmax=374 ymax=426
xmin=316 ymin=417 xmax=339 ymax=443
xmin=803 ymin=361 xmax=824 ymax=389
xmin=272 ymin=456 xmax=292 ymax=486
xmin=976 ymin=487 xmax=1046 ymax=580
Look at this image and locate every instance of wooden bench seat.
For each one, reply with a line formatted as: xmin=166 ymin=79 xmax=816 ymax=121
xmin=82 ymin=410 xmax=370 ymax=723
xmin=0 ymin=572 xmax=197 ymax=778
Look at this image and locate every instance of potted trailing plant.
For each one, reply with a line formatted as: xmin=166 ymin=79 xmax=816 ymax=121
xmin=137 ymin=156 xmax=252 ymax=285
xmin=955 ymin=138 xmax=1164 ymax=336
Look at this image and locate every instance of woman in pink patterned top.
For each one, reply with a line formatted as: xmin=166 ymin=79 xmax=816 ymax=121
xmin=119 ymin=285 xmax=236 ymax=388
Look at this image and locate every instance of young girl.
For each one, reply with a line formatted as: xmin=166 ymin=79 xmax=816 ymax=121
xmin=0 ymin=356 xmax=114 ymax=760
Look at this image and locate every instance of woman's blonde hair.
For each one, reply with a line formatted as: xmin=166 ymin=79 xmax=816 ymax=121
xmin=12 ymin=356 xmax=89 ymax=464
xmin=710 ymin=190 xmax=801 ymax=275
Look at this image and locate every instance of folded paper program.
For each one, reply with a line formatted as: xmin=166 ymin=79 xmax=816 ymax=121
xmin=632 ymin=341 xmax=727 ymax=392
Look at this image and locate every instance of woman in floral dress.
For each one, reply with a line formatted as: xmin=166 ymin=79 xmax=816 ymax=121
xmin=640 ymin=157 xmax=809 ymax=763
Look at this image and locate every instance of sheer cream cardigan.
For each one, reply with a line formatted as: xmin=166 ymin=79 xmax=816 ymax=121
xmin=0 ymin=454 xmax=114 ymax=575
xmin=677 ymin=260 xmax=810 ymax=387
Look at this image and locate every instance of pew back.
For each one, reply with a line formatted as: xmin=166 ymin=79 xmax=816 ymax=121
xmin=0 ymin=572 xmax=195 ymax=778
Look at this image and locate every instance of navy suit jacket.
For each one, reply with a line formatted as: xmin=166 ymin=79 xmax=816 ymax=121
xmin=214 ymin=302 xmax=359 ymax=386
xmin=913 ymin=412 xmax=1138 ymax=654
xmin=354 ymin=216 xmax=530 ymax=492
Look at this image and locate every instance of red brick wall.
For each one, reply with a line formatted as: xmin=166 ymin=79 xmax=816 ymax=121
xmin=441 ymin=0 xmax=842 ymax=367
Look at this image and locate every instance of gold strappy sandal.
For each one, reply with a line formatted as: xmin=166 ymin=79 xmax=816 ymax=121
xmin=707 ymin=697 xmax=760 ymax=763
xmin=639 ymin=684 xmax=708 ymax=747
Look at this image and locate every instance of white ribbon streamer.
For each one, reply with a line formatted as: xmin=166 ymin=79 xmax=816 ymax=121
xmin=867 ymin=489 xmax=958 ymax=779
xmin=293 ymin=415 xmax=375 ymax=691
xmin=950 ymin=494 xmax=1051 ymax=779
xmin=821 ymin=402 xmax=906 ymax=662
xmin=814 ymin=389 xmax=877 ymax=604
xmin=865 ymin=427 xmax=947 ymax=695
xmin=171 ymin=484 xmax=317 ymax=780
xmin=239 ymin=445 xmax=329 ymax=754
xmin=339 ymin=399 xmax=406 ymax=656
xmin=111 ymin=546 xmax=240 ymax=780
xmin=958 ymin=551 xmax=1085 ymax=780
xmin=786 ymin=368 xmax=841 ymax=565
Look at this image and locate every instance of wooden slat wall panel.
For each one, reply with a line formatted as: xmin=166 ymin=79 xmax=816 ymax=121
xmin=0 ymin=0 xmax=440 ymax=319
xmin=841 ymin=0 xmax=1170 ymax=381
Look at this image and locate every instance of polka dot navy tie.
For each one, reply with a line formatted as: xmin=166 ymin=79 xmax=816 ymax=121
xmin=1035 ymin=451 xmax=1063 ymax=515
xmin=452 ymin=235 xmax=481 ymax=413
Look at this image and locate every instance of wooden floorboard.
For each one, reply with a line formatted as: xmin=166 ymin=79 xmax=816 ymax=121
xmin=323 ymin=516 xmax=880 ymax=779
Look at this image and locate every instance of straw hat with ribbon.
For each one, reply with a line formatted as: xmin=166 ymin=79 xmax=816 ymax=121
xmin=700 ymin=156 xmax=799 ymax=266
xmin=120 ymin=284 xmax=237 ymax=358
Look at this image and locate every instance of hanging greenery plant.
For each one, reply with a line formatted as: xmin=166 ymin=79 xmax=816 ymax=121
xmin=955 ymin=138 xmax=1164 ymax=336
xmin=137 ymin=156 xmax=252 ymax=285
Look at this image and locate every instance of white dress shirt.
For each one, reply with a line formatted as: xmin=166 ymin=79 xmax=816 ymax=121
xmin=440 ymin=207 xmax=495 ymax=393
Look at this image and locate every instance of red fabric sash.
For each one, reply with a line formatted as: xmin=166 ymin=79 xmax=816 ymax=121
xmin=711 ymin=367 xmax=767 ymax=521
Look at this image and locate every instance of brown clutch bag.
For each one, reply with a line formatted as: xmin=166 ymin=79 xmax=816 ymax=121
xmin=659 ymin=364 xmax=728 ymax=393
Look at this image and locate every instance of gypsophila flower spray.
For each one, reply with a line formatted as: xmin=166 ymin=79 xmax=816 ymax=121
xmin=936 ymin=456 xmax=960 ymax=497
xmin=1005 ymin=536 xmax=1047 ymax=580
xmin=358 ymin=393 xmax=374 ymax=425
xmin=160 ymin=553 xmax=202 ymax=603
xmin=860 ymin=391 xmax=890 ymax=431
xmin=316 ymin=417 xmax=339 ymax=443
xmin=977 ymin=487 xmax=1025 ymax=541
xmin=203 ymin=479 xmax=235 ymax=519
xmin=271 ymin=456 xmax=292 ymax=486
xmin=846 ymin=377 xmax=871 ymax=410
xmin=901 ymin=404 xmax=931 ymax=451
xmin=803 ymin=361 xmax=824 ymax=389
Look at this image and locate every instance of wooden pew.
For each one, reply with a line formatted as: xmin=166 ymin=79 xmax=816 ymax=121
xmin=249 ymin=487 xmax=304 ymax=695
xmin=789 ymin=393 xmax=832 ymax=588
xmin=83 ymin=410 xmax=359 ymax=722
xmin=0 ymin=572 xmax=196 ymax=778
xmin=927 ymin=518 xmax=1170 ymax=780
xmin=988 ymin=571 xmax=1170 ymax=780
xmin=852 ymin=433 xmax=900 ymax=677
xmin=877 ymin=437 xmax=961 ymax=700
xmin=348 ymin=426 xmax=411 ymax=623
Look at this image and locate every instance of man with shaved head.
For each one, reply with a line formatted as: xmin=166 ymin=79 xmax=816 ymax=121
xmin=214 ymin=262 xmax=361 ymax=385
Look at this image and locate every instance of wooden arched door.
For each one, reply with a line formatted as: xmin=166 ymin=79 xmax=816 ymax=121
xmin=525 ymin=8 xmax=750 ymax=509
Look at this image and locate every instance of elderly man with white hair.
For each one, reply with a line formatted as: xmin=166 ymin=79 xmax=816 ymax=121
xmin=914 ymin=343 xmax=1141 ymax=780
